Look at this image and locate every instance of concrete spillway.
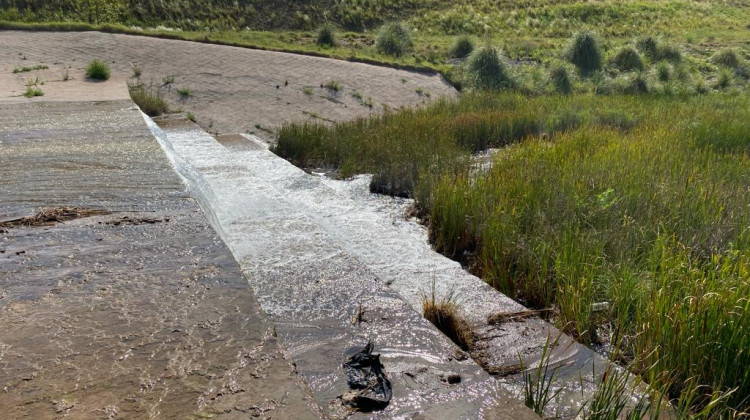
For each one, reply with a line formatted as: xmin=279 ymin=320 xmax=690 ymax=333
xmin=0 ymin=100 xmax=320 ymax=419
xmin=150 ymin=116 xmax=614 ymax=418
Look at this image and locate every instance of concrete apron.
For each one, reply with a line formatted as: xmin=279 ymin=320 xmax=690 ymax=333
xmin=150 ymin=116 xmax=616 ymax=418
xmin=149 ymin=117 xmax=543 ymax=419
xmin=0 ymin=100 xmax=320 ymax=419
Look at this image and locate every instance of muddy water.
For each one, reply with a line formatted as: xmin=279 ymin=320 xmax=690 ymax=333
xmin=150 ymin=117 xmax=540 ymax=419
xmin=0 ymin=100 xmax=319 ymax=419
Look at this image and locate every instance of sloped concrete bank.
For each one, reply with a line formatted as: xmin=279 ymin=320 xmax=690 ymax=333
xmin=150 ymin=117 xmax=540 ymax=419
xmin=0 ymin=100 xmax=320 ymax=419
xmin=150 ymin=117 xmax=616 ymax=418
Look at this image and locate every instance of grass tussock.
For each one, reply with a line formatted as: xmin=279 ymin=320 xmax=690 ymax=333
xmin=316 ymin=23 xmax=336 ymax=47
xmin=450 ymin=35 xmax=474 ymax=59
xmin=274 ymin=93 xmax=750 ymax=416
xmin=422 ymin=287 xmax=474 ymax=351
xmin=128 ymin=84 xmax=168 ymax=116
xmin=376 ymin=22 xmax=412 ymax=57
xmin=466 ymin=44 xmax=514 ymax=91
xmin=85 ymin=59 xmax=110 ymax=80
xmin=566 ymin=31 xmax=603 ymax=77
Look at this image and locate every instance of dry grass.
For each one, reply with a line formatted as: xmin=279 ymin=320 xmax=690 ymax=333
xmin=0 ymin=207 xmax=110 ymax=228
xmin=422 ymin=286 xmax=474 ymax=351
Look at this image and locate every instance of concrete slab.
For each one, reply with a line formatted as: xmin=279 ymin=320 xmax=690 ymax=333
xmin=0 ymin=100 xmax=320 ymax=419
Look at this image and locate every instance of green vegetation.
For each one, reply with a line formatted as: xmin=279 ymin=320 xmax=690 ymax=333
xmin=712 ymin=48 xmax=742 ymax=69
xmin=611 ymin=46 xmax=643 ymax=72
xmin=274 ymin=93 xmax=750 ymax=416
xmin=316 ymin=23 xmax=336 ymax=47
xmin=449 ymin=35 xmax=474 ymax=59
xmin=13 ymin=64 xmax=48 ymax=73
xmin=566 ymin=31 xmax=603 ymax=77
xmin=132 ymin=65 xmax=142 ymax=77
xmin=176 ymin=86 xmax=192 ymax=97
xmin=376 ymin=22 xmax=413 ymax=57
xmin=85 ymin=59 xmax=110 ymax=80
xmin=550 ymin=64 xmax=573 ymax=94
xmin=23 ymin=86 xmax=43 ymax=97
xmin=322 ymin=80 xmax=342 ymax=92
xmin=466 ymin=44 xmax=513 ymax=90
xmin=128 ymin=84 xmax=168 ymax=116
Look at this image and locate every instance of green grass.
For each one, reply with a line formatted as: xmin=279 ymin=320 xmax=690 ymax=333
xmin=128 ymin=84 xmax=168 ymax=116
xmin=85 ymin=59 xmax=110 ymax=80
xmin=273 ymin=92 xmax=750 ymax=416
xmin=13 ymin=64 xmax=48 ymax=73
xmin=23 ymin=86 xmax=43 ymax=97
xmin=176 ymin=86 xmax=192 ymax=97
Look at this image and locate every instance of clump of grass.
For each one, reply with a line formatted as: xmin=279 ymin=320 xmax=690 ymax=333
xmin=466 ymin=44 xmax=514 ymax=90
xmin=85 ymin=59 xmax=110 ymax=80
xmin=132 ymin=65 xmax=142 ymax=78
xmin=186 ymin=111 xmax=196 ymax=122
xmin=302 ymin=87 xmax=314 ymax=96
xmin=712 ymin=48 xmax=742 ymax=69
xmin=450 ymin=35 xmax=475 ymax=59
xmin=521 ymin=335 xmax=563 ymax=416
xmin=611 ymin=46 xmax=644 ymax=72
xmin=550 ymin=64 xmax=573 ymax=94
xmin=715 ymin=68 xmax=733 ymax=89
xmin=565 ymin=31 xmax=603 ymax=77
xmin=376 ymin=22 xmax=413 ymax=57
xmin=128 ymin=84 xmax=168 ymax=116
xmin=422 ymin=286 xmax=473 ymax=351
xmin=162 ymin=75 xmax=175 ymax=85
xmin=623 ymin=73 xmax=649 ymax=94
xmin=656 ymin=62 xmax=671 ymax=82
xmin=316 ymin=23 xmax=336 ymax=47
xmin=13 ymin=64 xmax=48 ymax=73
xmin=636 ymin=36 xmax=682 ymax=63
xmin=24 ymin=86 xmax=43 ymax=98
xmin=176 ymin=86 xmax=192 ymax=97
xmin=322 ymin=80 xmax=342 ymax=92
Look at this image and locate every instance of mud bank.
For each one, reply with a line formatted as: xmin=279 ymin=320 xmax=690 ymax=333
xmin=0 ymin=100 xmax=319 ymax=419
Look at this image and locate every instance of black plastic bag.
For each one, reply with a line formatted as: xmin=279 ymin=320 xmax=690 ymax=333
xmin=342 ymin=342 xmax=392 ymax=411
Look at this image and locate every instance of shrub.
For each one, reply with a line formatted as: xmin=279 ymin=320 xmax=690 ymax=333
xmin=376 ymin=22 xmax=413 ymax=57
xmin=565 ymin=31 xmax=603 ymax=77
xmin=128 ymin=85 xmax=168 ymax=116
xmin=611 ymin=46 xmax=644 ymax=72
xmin=85 ymin=59 xmax=110 ymax=80
xmin=316 ymin=23 xmax=336 ymax=47
xmin=712 ymin=48 xmax=741 ymax=68
xmin=450 ymin=35 xmax=475 ymax=58
xmin=550 ymin=65 xmax=573 ymax=94
xmin=466 ymin=45 xmax=514 ymax=90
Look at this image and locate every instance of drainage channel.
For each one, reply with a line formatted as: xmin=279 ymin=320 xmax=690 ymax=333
xmin=146 ymin=116 xmax=539 ymax=419
xmin=146 ymin=115 xmax=627 ymax=418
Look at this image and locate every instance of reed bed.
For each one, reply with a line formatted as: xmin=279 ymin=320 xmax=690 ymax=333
xmin=274 ymin=93 xmax=750 ymax=415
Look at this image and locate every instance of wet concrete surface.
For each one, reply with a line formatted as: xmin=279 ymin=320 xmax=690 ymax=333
xmin=0 ymin=100 xmax=320 ymax=418
xmin=151 ymin=118 xmax=540 ymax=419
xmin=152 ymin=118 xmax=623 ymax=418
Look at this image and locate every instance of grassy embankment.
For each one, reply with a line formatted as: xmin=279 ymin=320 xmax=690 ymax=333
xmin=273 ymin=93 xmax=750 ymax=416
xmin=1 ymin=0 xmax=749 ymax=90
